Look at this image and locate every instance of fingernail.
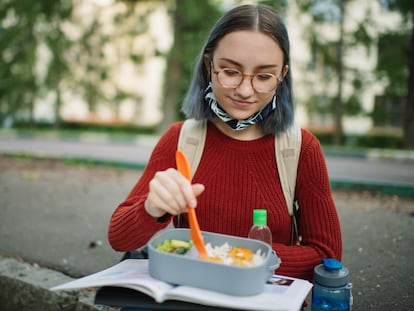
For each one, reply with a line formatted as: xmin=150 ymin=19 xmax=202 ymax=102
xmin=189 ymin=199 xmax=197 ymax=208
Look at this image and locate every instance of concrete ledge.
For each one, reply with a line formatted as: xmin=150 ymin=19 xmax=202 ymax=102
xmin=0 ymin=256 xmax=116 ymax=311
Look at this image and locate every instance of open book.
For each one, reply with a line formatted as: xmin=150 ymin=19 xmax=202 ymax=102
xmin=51 ymin=259 xmax=312 ymax=311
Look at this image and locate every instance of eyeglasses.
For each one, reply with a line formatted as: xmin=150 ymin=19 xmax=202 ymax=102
xmin=211 ymin=62 xmax=281 ymax=93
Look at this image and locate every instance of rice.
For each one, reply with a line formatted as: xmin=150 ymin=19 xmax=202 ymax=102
xmin=205 ymin=242 xmax=266 ymax=267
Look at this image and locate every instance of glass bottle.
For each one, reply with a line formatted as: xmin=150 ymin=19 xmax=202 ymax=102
xmin=248 ymin=209 xmax=272 ymax=245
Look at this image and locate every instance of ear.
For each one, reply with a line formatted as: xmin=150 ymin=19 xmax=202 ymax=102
xmin=281 ymin=65 xmax=289 ymax=79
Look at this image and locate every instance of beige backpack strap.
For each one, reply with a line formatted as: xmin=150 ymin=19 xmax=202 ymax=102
xmin=274 ymin=123 xmax=302 ymax=216
xmin=275 ymin=123 xmax=302 ymax=245
xmin=178 ymin=119 xmax=207 ymax=178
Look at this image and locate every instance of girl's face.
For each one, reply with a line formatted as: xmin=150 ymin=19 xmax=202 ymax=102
xmin=206 ymin=30 xmax=288 ymax=122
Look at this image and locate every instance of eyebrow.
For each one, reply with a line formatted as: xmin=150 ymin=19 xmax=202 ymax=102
xmin=217 ymin=57 xmax=279 ymax=70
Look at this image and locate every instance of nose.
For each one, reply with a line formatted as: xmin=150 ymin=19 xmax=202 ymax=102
xmin=236 ymin=75 xmax=255 ymax=97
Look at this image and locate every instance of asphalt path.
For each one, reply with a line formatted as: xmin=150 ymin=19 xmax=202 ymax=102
xmin=1 ymin=135 xmax=414 ymax=310
xmin=1 ymin=155 xmax=413 ymax=310
xmin=1 ymin=135 xmax=414 ymax=189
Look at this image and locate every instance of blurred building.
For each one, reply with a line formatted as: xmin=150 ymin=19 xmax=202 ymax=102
xmin=33 ymin=0 xmax=407 ymax=134
xmin=287 ymin=1 xmax=406 ymax=134
xmin=34 ymin=0 xmax=173 ymax=127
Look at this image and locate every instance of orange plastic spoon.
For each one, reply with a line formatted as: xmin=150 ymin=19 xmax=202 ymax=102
xmin=175 ymin=150 xmax=208 ymax=258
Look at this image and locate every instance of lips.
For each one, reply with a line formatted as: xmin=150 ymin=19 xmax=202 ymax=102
xmin=231 ymin=98 xmax=254 ymax=108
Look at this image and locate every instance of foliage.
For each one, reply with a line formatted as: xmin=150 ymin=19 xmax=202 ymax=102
xmin=2 ymin=0 xmax=412 ymax=149
xmin=259 ymin=0 xmax=288 ymax=15
xmin=294 ymin=0 xmax=413 ymax=148
xmin=295 ymin=0 xmax=379 ymax=145
xmin=377 ymin=0 xmax=414 ymax=149
xmin=13 ymin=119 xmax=157 ymax=135
xmin=375 ymin=32 xmax=409 ymax=96
xmin=160 ymin=0 xmax=221 ymax=132
xmin=0 ymin=0 xmax=73 ymax=125
xmin=0 ymin=0 xmax=156 ymax=127
xmin=313 ymin=130 xmax=403 ymax=148
xmin=353 ymin=133 xmax=404 ymax=149
xmin=173 ymin=0 xmax=220 ymax=108
xmin=61 ymin=1 xmax=157 ymax=121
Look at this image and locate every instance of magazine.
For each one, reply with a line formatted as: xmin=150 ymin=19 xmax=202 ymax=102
xmin=51 ymin=259 xmax=312 ymax=311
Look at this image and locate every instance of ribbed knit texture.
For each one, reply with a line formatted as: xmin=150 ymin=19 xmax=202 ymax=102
xmin=108 ymin=121 xmax=342 ymax=281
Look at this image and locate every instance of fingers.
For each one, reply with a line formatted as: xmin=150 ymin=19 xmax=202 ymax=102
xmin=145 ymin=168 xmax=204 ymax=218
xmin=191 ymin=184 xmax=205 ymax=204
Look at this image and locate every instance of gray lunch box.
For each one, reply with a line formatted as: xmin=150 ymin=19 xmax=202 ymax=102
xmin=148 ymin=228 xmax=281 ymax=296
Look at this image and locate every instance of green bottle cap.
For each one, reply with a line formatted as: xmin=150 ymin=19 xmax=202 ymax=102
xmin=253 ymin=209 xmax=267 ymax=226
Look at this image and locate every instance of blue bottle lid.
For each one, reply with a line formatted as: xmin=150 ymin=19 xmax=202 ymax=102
xmin=322 ymin=258 xmax=342 ymax=270
xmin=314 ymin=258 xmax=349 ymax=287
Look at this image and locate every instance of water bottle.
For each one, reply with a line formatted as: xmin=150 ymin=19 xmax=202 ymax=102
xmin=248 ymin=209 xmax=272 ymax=245
xmin=312 ymin=258 xmax=353 ymax=311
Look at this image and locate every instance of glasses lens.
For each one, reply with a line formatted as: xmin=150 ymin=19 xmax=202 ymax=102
xmin=217 ymin=69 xmax=278 ymax=93
xmin=217 ymin=69 xmax=242 ymax=88
xmin=252 ymin=74 xmax=278 ymax=93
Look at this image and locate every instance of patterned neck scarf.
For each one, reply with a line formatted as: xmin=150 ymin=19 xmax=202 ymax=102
xmin=204 ymin=82 xmax=277 ymax=131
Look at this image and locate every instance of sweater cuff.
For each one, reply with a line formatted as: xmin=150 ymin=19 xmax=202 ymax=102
xmin=157 ymin=213 xmax=172 ymax=223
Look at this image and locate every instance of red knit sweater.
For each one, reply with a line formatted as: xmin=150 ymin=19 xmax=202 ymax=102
xmin=108 ymin=121 xmax=342 ymax=281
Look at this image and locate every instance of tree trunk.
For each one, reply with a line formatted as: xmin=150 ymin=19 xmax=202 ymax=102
xmin=53 ymin=88 xmax=61 ymax=129
xmin=158 ymin=2 xmax=182 ymax=134
xmin=403 ymin=23 xmax=414 ymax=149
xmin=333 ymin=0 xmax=345 ymax=146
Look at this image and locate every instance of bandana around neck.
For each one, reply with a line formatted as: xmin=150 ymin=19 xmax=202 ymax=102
xmin=204 ymin=82 xmax=277 ymax=131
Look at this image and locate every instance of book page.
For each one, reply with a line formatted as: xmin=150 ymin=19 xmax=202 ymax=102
xmin=164 ymin=275 xmax=312 ymax=311
xmin=51 ymin=259 xmax=173 ymax=302
xmin=51 ymin=259 xmax=312 ymax=310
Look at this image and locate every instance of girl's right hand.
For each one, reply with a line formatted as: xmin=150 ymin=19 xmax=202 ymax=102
xmin=144 ymin=168 xmax=205 ymax=219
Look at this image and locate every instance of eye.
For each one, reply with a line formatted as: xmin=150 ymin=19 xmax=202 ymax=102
xmin=255 ymin=73 xmax=275 ymax=81
xmin=222 ymin=68 xmax=241 ymax=77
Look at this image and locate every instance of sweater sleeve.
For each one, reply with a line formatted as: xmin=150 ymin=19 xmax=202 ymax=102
xmin=107 ymin=122 xmax=183 ymax=251
xmin=273 ymin=129 xmax=342 ymax=281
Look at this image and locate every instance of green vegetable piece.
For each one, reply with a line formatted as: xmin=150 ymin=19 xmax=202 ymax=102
xmin=171 ymin=239 xmax=191 ymax=249
xmin=175 ymin=247 xmax=188 ymax=255
xmin=156 ymin=240 xmax=173 ymax=252
xmin=156 ymin=239 xmax=193 ymax=254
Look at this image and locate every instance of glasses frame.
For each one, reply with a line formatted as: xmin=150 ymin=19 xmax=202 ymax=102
xmin=210 ymin=62 xmax=282 ymax=94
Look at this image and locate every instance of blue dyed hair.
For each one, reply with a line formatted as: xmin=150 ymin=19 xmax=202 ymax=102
xmin=181 ymin=4 xmax=294 ymax=135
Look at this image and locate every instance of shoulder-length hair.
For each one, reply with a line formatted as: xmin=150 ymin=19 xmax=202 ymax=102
xmin=181 ymin=4 xmax=294 ymax=135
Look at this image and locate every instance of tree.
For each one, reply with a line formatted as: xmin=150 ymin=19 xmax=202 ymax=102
xmin=160 ymin=0 xmax=221 ymax=133
xmin=406 ymin=18 xmax=414 ymax=149
xmin=0 ymin=0 xmax=160 ymax=128
xmin=0 ymin=0 xmax=73 ymax=126
xmin=60 ymin=1 xmax=154 ymax=125
xmin=294 ymin=0 xmax=376 ymax=145
xmin=387 ymin=0 xmax=414 ymax=149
